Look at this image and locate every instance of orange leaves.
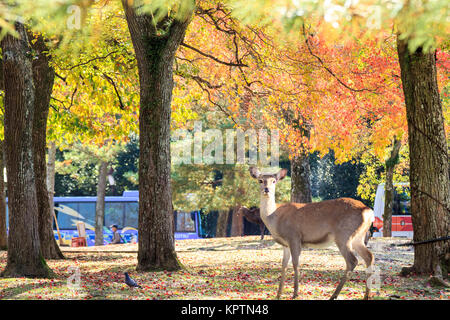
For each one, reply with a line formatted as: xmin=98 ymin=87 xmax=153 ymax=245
xmin=185 ymin=18 xmax=405 ymax=160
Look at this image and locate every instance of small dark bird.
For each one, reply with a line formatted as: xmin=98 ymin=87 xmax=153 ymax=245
xmin=124 ymin=272 xmax=142 ymax=289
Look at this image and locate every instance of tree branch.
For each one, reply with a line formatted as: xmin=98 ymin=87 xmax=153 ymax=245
xmin=302 ymin=24 xmax=380 ymax=94
xmin=191 ymin=76 xmax=238 ymax=125
xmin=101 ymin=72 xmax=126 ymax=110
xmin=181 ymin=42 xmax=248 ymax=67
xmin=60 ymin=50 xmax=119 ymax=71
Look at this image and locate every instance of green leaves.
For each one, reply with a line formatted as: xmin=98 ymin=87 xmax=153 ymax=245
xmin=227 ymin=0 xmax=450 ymax=53
xmin=136 ymin=0 xmax=196 ymax=22
xmin=171 ymin=162 xmax=291 ymax=213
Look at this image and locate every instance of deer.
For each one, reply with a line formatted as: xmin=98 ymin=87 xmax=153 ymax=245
xmin=249 ymin=167 xmax=375 ymax=300
xmin=238 ymin=206 xmax=266 ymax=240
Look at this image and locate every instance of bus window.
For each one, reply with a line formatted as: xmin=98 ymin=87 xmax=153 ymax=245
xmin=176 ymin=212 xmax=196 ymax=232
xmin=55 ymin=202 xmax=81 ymax=229
xmin=124 ymin=202 xmax=138 ymax=228
xmin=78 ymin=202 xmax=96 ymax=227
xmin=105 ymin=202 xmax=125 ymax=228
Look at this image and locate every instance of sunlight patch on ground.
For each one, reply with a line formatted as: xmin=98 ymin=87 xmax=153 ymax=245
xmin=0 ymin=236 xmax=448 ymax=300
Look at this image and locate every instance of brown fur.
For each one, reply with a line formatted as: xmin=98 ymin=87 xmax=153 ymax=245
xmin=238 ymin=207 xmax=266 ymax=240
xmin=249 ymin=166 xmax=375 ymax=300
xmin=274 ymin=198 xmax=370 ymax=246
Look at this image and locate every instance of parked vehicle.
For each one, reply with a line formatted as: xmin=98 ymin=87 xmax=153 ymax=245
xmin=6 ymin=190 xmax=202 ymax=246
xmin=372 ymin=182 xmax=412 ymax=238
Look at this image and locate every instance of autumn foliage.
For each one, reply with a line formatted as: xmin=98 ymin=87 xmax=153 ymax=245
xmin=180 ymin=11 xmax=449 ymax=163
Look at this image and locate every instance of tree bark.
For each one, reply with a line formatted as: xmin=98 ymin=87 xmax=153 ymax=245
xmin=47 ymin=142 xmax=56 ymax=210
xmin=122 ymin=1 xmax=193 ymax=271
xmin=383 ymin=137 xmax=402 ymax=237
xmin=290 ymin=153 xmax=312 ymax=203
xmin=0 ymin=22 xmax=51 ymax=277
xmin=0 ymin=140 xmax=7 ymax=250
xmin=30 ymin=33 xmax=64 ymax=259
xmin=46 ymin=142 xmax=61 ymax=245
xmin=397 ymin=37 xmax=450 ymax=277
xmin=95 ymin=161 xmax=108 ymax=246
xmin=216 ymin=210 xmax=229 ymax=238
xmin=230 ymin=205 xmax=244 ymax=237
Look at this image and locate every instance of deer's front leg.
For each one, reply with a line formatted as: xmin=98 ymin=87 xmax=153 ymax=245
xmin=276 ymin=246 xmax=291 ymax=299
xmin=289 ymin=242 xmax=302 ymax=299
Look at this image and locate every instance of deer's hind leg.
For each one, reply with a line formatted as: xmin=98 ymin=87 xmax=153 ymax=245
xmin=330 ymin=240 xmax=358 ymax=300
xmin=276 ymin=246 xmax=291 ymax=299
xmin=353 ymin=236 xmax=375 ymax=300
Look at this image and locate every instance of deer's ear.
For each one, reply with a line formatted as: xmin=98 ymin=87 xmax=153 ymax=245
xmin=276 ymin=168 xmax=288 ymax=181
xmin=249 ymin=167 xmax=261 ymax=179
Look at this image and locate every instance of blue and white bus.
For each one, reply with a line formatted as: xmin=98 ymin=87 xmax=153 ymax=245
xmin=6 ymin=190 xmax=202 ymax=246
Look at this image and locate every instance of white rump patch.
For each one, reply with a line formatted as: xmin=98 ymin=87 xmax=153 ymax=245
xmin=363 ymin=208 xmax=375 ymax=224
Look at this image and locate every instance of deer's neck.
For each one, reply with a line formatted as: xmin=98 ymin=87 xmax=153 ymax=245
xmin=260 ymin=193 xmax=277 ymax=224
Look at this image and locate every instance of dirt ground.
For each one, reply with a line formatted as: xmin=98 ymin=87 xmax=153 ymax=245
xmin=0 ymin=236 xmax=448 ymax=300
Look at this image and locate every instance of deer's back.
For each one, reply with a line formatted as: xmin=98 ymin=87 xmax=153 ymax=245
xmin=274 ymin=198 xmax=372 ymax=246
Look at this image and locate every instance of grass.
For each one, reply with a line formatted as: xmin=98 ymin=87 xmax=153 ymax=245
xmin=0 ymin=236 xmax=448 ymax=300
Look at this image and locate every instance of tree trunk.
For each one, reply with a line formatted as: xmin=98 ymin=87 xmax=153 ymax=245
xmin=291 ymin=153 xmax=312 ymax=203
xmin=397 ymin=37 xmax=450 ymax=277
xmin=216 ymin=210 xmax=229 ymax=238
xmin=122 ymin=1 xmax=193 ymax=271
xmin=230 ymin=205 xmax=244 ymax=237
xmin=47 ymin=142 xmax=56 ymax=210
xmin=0 ymin=22 xmax=51 ymax=278
xmin=0 ymin=140 xmax=7 ymax=250
xmin=383 ymin=137 xmax=402 ymax=237
xmin=95 ymin=161 xmax=108 ymax=246
xmin=47 ymin=142 xmax=61 ymax=245
xmin=30 ymin=33 xmax=64 ymax=259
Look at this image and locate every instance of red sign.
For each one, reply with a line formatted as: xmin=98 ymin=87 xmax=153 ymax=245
xmin=392 ymin=216 xmax=413 ymax=232
xmin=373 ymin=217 xmax=383 ymax=230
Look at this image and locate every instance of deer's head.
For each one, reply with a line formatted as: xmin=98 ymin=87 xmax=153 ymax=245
xmin=249 ymin=167 xmax=287 ymax=198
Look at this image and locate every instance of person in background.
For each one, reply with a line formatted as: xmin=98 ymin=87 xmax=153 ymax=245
xmin=109 ymin=224 xmax=123 ymax=244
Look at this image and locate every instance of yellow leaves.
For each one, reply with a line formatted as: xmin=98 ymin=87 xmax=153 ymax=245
xmin=47 ymin=2 xmax=140 ymax=149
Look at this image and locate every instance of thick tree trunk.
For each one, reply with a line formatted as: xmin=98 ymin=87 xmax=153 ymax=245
xmin=397 ymin=38 xmax=450 ymax=277
xmin=122 ymin=1 xmax=193 ymax=271
xmin=383 ymin=138 xmax=401 ymax=237
xmin=0 ymin=22 xmax=51 ymax=278
xmin=290 ymin=153 xmax=312 ymax=203
xmin=0 ymin=140 xmax=7 ymax=250
xmin=95 ymin=161 xmax=108 ymax=246
xmin=30 ymin=33 xmax=64 ymax=259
